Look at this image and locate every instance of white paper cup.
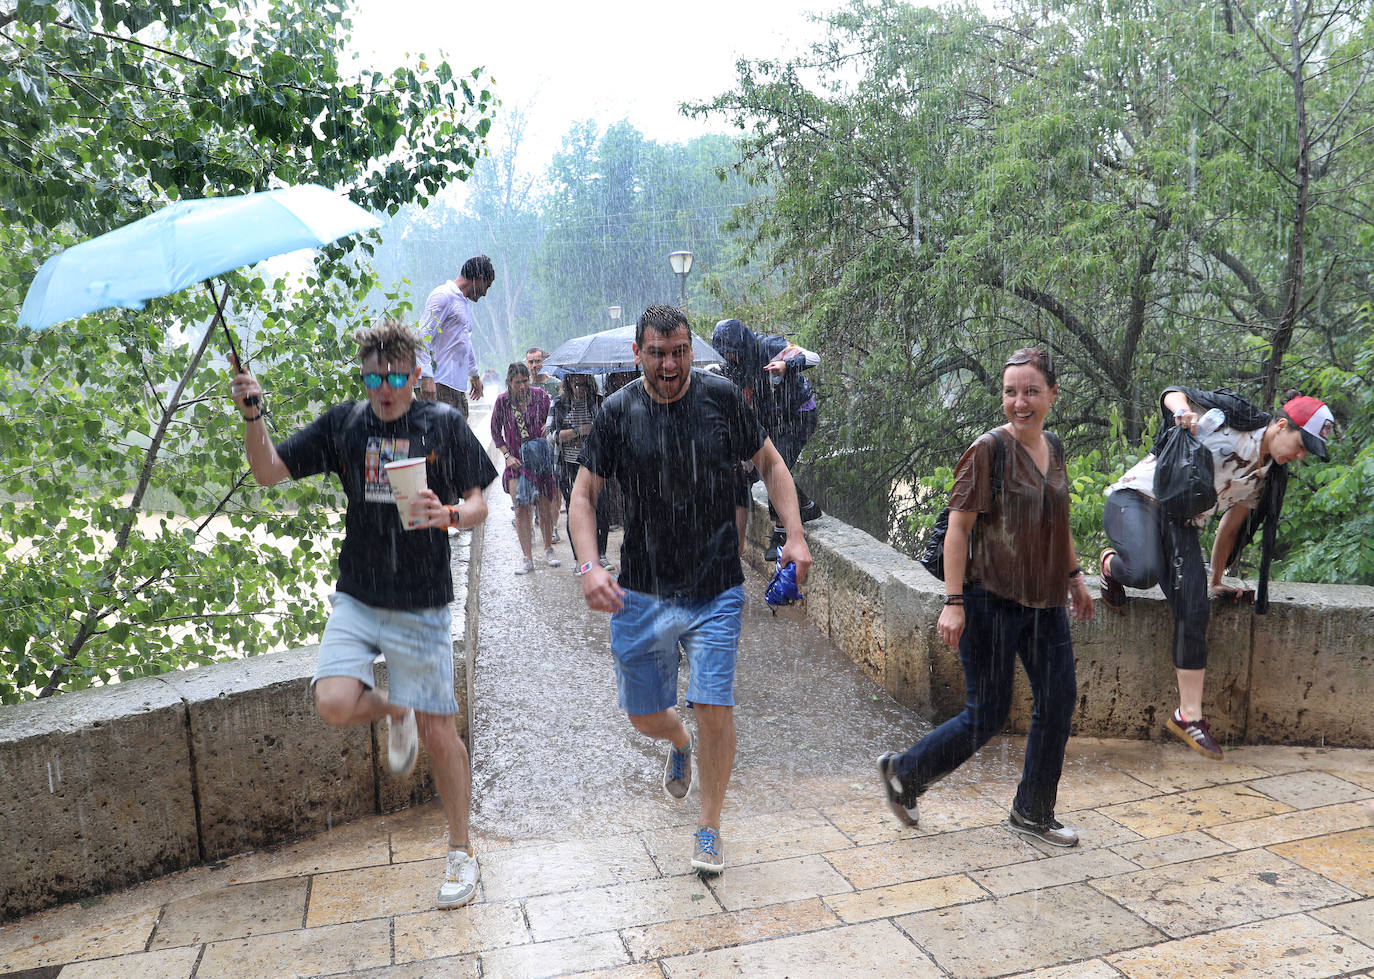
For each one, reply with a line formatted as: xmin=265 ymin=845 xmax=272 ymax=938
xmin=384 ymin=458 xmax=428 ymax=529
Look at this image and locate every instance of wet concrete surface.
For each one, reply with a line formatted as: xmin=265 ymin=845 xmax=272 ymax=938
xmin=469 ymin=477 xmax=932 ymax=842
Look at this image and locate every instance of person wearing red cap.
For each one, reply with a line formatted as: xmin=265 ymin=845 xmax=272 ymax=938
xmin=1099 ymin=387 xmax=1334 ymax=760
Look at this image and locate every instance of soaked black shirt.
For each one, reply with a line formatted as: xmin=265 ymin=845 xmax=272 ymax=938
xmin=581 ymin=371 xmax=765 ymax=598
xmin=276 ymin=400 xmax=497 ymax=610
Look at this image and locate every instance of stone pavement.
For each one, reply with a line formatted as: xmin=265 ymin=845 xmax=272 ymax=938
xmin=1 ymin=736 xmax=1371 ymax=978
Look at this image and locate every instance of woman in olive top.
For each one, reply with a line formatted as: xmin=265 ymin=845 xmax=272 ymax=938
xmin=878 ymin=348 xmax=1095 ymax=846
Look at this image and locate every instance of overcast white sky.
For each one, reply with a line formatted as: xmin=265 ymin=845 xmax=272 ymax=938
xmin=347 ymin=0 xmax=852 ymax=181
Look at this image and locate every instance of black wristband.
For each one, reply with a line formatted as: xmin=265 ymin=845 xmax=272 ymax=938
xmin=944 ymin=595 xmax=964 ymax=606
xmin=242 ymin=411 xmax=263 ymax=423
xmin=1068 ymin=567 xmax=1082 ymax=578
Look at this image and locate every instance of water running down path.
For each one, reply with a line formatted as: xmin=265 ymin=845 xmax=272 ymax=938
xmin=468 ymin=472 xmax=932 ymax=846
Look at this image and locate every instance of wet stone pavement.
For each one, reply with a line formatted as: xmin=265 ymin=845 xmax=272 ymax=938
xmin=2 ymin=415 xmax=1374 ymax=976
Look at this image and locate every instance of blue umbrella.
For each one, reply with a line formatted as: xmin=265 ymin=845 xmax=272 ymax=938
xmin=19 ymin=184 xmax=381 ymax=330
xmin=18 ymin=184 xmax=382 ymax=407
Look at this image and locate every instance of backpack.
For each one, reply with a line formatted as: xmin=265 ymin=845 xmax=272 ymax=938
xmin=920 ymin=428 xmax=1065 ymax=581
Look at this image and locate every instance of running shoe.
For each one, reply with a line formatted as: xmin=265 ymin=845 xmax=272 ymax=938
xmin=514 ymin=557 xmax=535 ymax=575
xmin=386 ymin=708 xmax=418 ymax=777
xmin=663 ymin=739 xmax=692 ymax=800
xmin=436 ymin=850 xmax=479 ymax=909
xmin=799 ymin=499 xmax=823 ymax=523
xmin=545 ymin=547 xmax=561 ymax=568
xmin=764 ymin=527 xmax=786 ymax=563
xmin=876 ymin=753 xmax=918 ymax=826
xmin=1007 ymin=808 xmax=1079 ymax=848
xmin=1099 ymin=547 xmax=1125 ymax=612
xmin=1166 ymin=710 xmax=1224 ymax=759
xmin=691 ymin=825 xmax=725 ymax=874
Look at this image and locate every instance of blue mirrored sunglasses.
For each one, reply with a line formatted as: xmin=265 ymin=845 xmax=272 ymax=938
xmin=361 ymin=371 xmax=411 ymax=390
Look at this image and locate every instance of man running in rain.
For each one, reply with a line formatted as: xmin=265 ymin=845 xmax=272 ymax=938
xmin=230 ymin=319 xmax=496 ymax=909
xmin=570 ymin=303 xmax=813 ymax=875
xmin=417 ymin=255 xmax=495 ymax=416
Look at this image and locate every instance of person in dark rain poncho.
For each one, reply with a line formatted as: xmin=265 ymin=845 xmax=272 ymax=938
xmin=1100 ymin=387 xmax=1335 ymax=760
xmin=230 ymin=320 xmax=496 ymax=910
xmin=570 ymin=305 xmax=813 ymax=875
xmin=710 ymin=318 xmax=823 ymax=561
xmin=878 ymin=348 xmax=1095 ymax=847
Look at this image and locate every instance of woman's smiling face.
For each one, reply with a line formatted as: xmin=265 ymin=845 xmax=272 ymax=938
xmin=1001 ymin=362 xmax=1057 ymax=433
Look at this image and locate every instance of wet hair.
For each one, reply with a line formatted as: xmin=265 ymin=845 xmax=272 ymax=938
xmin=560 ymin=372 xmax=594 ymax=401
xmin=505 ymin=361 xmax=531 ymax=387
xmin=525 ymin=346 xmax=542 ymax=359
xmin=1003 ymin=347 xmax=1057 ymax=388
xmin=354 ymin=319 xmax=422 ymax=369
xmin=636 ymin=304 xmax=690 ymax=346
xmin=461 ymin=255 xmax=495 ymax=284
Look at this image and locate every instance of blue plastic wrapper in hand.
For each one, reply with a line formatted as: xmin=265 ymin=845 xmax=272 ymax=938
xmin=765 ymin=561 xmax=803 ymax=609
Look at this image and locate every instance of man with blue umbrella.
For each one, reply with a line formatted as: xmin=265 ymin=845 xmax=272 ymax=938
xmin=417 ymin=255 xmax=495 ymax=416
xmin=230 ymin=319 xmax=497 ymax=910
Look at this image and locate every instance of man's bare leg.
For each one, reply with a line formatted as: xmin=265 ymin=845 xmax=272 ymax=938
xmin=417 ymin=712 xmax=472 ymax=852
xmin=315 ymin=676 xmax=404 ymax=727
xmin=692 ymin=704 xmax=735 ymax=830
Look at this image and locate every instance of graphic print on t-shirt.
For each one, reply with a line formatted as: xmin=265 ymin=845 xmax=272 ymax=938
xmin=364 ymin=436 xmax=413 ymax=502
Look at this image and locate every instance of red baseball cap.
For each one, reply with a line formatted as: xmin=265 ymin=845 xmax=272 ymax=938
xmin=1282 ymin=395 xmax=1334 ymax=461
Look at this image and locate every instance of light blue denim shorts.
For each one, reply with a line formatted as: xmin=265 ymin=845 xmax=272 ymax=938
xmin=314 ymin=592 xmax=459 ymax=716
xmin=608 ymin=586 xmax=744 ymax=715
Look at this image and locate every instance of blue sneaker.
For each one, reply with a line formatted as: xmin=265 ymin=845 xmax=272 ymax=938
xmin=691 ymin=825 xmax=725 ymax=874
xmin=663 ymin=738 xmax=692 ymax=800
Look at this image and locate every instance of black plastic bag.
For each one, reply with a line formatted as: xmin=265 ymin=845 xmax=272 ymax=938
xmin=1153 ymin=425 xmax=1216 ymax=522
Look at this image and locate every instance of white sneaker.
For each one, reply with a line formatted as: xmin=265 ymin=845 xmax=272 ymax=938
xmin=545 ymin=547 xmax=561 ymax=568
xmin=514 ymin=557 xmax=535 ymax=575
xmin=386 ymin=709 xmax=417 ymax=776
xmin=437 ymin=850 xmax=479 ymax=909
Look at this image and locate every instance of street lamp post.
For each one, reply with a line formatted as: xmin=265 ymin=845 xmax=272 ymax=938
xmin=608 ymin=305 xmax=622 ymax=330
xmin=668 ymin=250 xmax=694 ymax=311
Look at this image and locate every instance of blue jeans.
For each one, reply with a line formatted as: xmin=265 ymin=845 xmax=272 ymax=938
xmin=891 ymin=584 xmax=1076 ymax=823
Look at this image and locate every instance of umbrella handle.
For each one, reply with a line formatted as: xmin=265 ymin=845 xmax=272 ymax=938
xmin=209 ymin=282 xmax=259 ymax=409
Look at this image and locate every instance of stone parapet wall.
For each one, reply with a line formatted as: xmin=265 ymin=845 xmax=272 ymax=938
xmin=747 ymin=494 xmax=1374 ymax=751
xmin=0 ymin=526 xmax=483 ymax=923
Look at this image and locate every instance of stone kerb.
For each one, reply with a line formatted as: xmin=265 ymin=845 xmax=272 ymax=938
xmin=0 ymin=524 xmax=483 ymax=923
xmin=747 ymin=489 xmax=1374 ymax=751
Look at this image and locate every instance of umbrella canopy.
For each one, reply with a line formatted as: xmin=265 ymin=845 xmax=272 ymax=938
xmin=18 ymin=184 xmax=382 ymax=331
xmin=542 ymin=324 xmax=722 ymax=374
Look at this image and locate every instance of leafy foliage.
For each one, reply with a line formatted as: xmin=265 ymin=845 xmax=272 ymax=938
xmin=368 ymin=121 xmax=766 ymax=367
xmin=0 ymin=1 xmax=494 ymax=701
xmin=694 ymin=0 xmax=1374 ymax=574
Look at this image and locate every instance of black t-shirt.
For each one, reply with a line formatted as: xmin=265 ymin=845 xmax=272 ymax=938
xmin=275 ymin=399 xmax=497 ymax=610
xmin=580 ymin=371 xmax=765 ymax=598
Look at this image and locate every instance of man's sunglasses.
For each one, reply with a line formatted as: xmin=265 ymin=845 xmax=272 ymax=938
xmin=361 ymin=371 xmax=411 ymax=390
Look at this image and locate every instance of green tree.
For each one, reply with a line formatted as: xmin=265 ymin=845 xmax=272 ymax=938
xmin=0 ymin=0 xmax=495 ymax=701
xmin=695 ymin=0 xmax=1373 ymax=563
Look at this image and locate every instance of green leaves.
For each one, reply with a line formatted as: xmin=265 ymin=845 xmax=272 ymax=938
xmin=0 ymin=5 xmax=494 ymax=701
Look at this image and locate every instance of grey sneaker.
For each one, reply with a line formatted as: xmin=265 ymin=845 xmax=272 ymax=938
xmin=514 ymin=556 xmax=535 ymax=575
xmin=1007 ymin=808 xmax=1079 ymax=848
xmin=436 ymin=849 xmax=479 ymax=908
xmin=545 ymin=547 xmax=561 ymax=568
xmin=691 ymin=825 xmax=725 ymax=874
xmin=386 ymin=708 xmax=418 ymax=777
xmin=877 ymin=753 xmax=919 ymax=826
xmin=663 ymin=739 xmax=692 ymax=800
